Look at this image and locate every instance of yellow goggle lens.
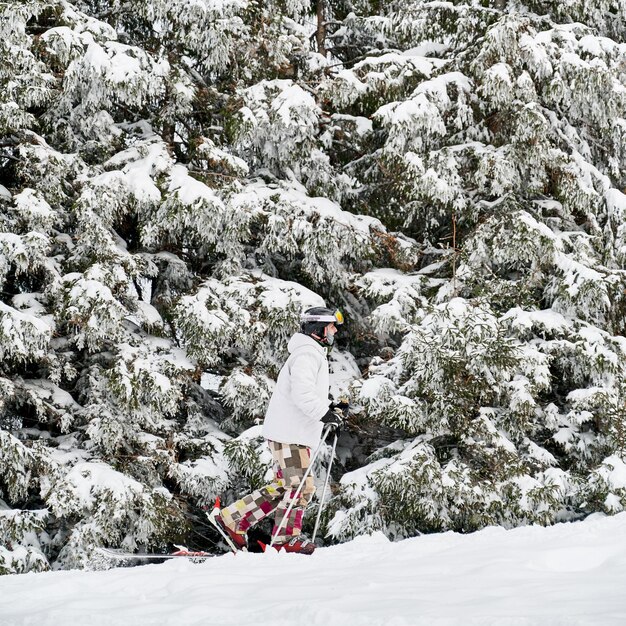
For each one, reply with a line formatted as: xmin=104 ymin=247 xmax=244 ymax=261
xmin=334 ymin=310 xmax=344 ymax=325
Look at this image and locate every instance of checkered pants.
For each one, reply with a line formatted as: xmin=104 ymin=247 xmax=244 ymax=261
xmin=220 ymin=440 xmax=316 ymax=543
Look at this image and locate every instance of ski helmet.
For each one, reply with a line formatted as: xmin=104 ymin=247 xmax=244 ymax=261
xmin=300 ymin=307 xmax=344 ymax=346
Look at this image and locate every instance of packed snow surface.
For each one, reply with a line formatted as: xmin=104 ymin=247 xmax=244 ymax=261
xmin=1 ymin=513 xmax=625 ymax=626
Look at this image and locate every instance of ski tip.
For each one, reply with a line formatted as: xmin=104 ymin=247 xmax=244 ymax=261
xmin=257 ymin=540 xmax=267 ymax=552
xmin=214 ymin=496 xmax=221 ymax=509
xmin=171 ymin=550 xmax=211 ymax=557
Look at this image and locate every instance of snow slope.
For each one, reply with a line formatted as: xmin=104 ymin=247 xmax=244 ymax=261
xmin=1 ymin=513 xmax=625 ymax=626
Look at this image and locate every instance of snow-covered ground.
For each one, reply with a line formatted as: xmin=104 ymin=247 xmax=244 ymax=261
xmin=1 ymin=513 xmax=625 ymax=626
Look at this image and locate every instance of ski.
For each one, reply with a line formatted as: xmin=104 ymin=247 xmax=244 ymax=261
xmin=205 ymin=496 xmax=246 ymax=554
xmin=96 ymin=547 xmax=214 ymax=560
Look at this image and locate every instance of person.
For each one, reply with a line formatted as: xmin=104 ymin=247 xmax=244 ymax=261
xmin=215 ymin=307 xmax=347 ymax=554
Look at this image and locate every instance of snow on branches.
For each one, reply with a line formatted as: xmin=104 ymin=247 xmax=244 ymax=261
xmin=1 ymin=0 xmax=626 ymax=572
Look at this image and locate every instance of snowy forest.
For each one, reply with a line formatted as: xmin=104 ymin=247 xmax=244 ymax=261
xmin=1 ymin=0 xmax=626 ymax=574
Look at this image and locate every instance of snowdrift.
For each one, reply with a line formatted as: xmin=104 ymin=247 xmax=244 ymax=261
xmin=1 ymin=513 xmax=625 ymax=626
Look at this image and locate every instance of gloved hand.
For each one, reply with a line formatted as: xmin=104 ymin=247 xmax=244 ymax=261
xmin=331 ymin=400 xmax=350 ymax=418
xmin=321 ymin=407 xmax=344 ymax=434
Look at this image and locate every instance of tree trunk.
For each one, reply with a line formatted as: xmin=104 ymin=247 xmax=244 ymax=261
xmin=316 ymin=0 xmax=327 ymax=57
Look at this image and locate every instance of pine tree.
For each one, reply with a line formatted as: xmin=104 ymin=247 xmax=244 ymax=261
xmin=324 ymin=0 xmax=626 ymax=540
xmin=0 ymin=0 xmax=408 ymax=572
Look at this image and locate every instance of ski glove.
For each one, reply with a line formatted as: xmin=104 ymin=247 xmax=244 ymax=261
xmin=330 ymin=400 xmax=350 ymax=418
xmin=321 ymin=407 xmax=344 ymax=434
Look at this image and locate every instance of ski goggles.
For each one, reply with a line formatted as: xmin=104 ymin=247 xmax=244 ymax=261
xmin=301 ymin=310 xmax=344 ymax=325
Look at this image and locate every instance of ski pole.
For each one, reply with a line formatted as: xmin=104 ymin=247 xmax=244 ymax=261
xmin=312 ymin=431 xmax=338 ymax=543
xmin=269 ymin=425 xmax=331 ymax=548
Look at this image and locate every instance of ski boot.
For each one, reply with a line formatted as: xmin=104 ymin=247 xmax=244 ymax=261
xmin=273 ymin=536 xmax=316 ymax=555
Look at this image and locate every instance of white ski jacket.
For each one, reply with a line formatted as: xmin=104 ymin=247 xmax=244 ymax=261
xmin=262 ymin=333 xmax=329 ymax=449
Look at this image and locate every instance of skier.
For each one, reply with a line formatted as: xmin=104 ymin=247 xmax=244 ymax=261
xmin=214 ymin=307 xmax=347 ymax=554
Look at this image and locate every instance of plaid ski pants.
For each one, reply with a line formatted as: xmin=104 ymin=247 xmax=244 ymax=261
xmin=220 ymin=440 xmax=316 ymax=543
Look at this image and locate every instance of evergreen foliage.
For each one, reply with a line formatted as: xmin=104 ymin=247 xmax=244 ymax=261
xmin=0 ymin=0 xmax=625 ymax=572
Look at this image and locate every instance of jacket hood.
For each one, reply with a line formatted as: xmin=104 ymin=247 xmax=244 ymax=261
xmin=287 ymin=332 xmax=326 ymax=356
